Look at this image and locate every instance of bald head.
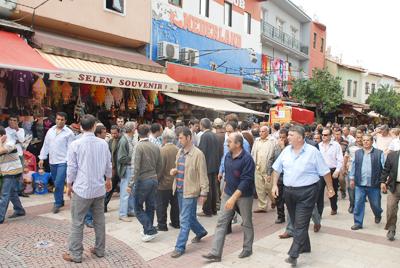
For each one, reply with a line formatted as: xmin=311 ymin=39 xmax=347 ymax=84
xmin=260 ymin=126 xmax=269 ymax=139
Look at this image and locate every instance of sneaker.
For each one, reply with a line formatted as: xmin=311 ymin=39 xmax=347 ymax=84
xmin=387 ymin=230 xmax=395 ymax=241
xmin=119 ymin=216 xmax=132 ymax=222
xmin=141 ymin=233 xmax=156 ymax=242
xmin=127 ymin=212 xmax=136 ymax=217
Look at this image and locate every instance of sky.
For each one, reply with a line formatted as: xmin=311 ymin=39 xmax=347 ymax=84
xmin=291 ymin=0 xmax=400 ymax=78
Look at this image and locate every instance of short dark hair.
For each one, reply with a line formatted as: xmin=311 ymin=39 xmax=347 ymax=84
xmin=304 ymin=125 xmax=311 ymax=133
xmin=334 ymin=127 xmax=342 ymax=133
xmin=80 ymin=114 xmax=97 ymax=131
xmin=0 ymin=126 xmax=5 ymax=136
xmin=200 ymin=118 xmax=212 ymax=130
xmin=8 ymin=113 xmax=19 ymax=121
xmin=179 ymin=127 xmax=192 ymax=138
xmin=189 ymin=119 xmax=199 ymax=126
xmin=289 ymin=125 xmax=305 ymax=139
xmin=231 ymin=133 xmax=243 ymax=147
xmin=110 ymin=125 xmax=120 ymax=132
xmin=279 ymin=128 xmax=289 ymax=136
xmin=56 ymin=112 xmax=67 ymax=119
xmin=166 ymin=117 xmax=174 ymax=123
xmin=95 ymin=125 xmax=106 ymax=137
xmin=150 ymin=123 xmax=162 ymax=133
xmin=226 ymin=120 xmax=238 ymax=131
xmin=117 ymin=116 xmax=124 ymax=121
xmin=322 ymin=127 xmax=332 ymax=135
xmin=239 ymin=121 xmax=250 ymax=131
xmin=138 ymin=124 xmax=150 ymax=138
xmin=273 ymin=123 xmax=280 ymax=131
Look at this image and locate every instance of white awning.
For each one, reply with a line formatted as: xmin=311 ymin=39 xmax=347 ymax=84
xmin=164 ymin=93 xmax=267 ymax=116
xmin=38 ymin=51 xmax=178 ymax=92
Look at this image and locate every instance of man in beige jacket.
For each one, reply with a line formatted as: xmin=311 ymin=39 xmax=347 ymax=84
xmin=170 ymin=127 xmax=209 ymax=258
xmin=251 ymin=126 xmax=280 ymax=213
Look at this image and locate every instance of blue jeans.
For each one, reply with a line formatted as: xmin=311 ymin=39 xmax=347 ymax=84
xmin=0 ymin=175 xmax=25 ymax=222
xmin=50 ymin=163 xmax=67 ymax=208
xmin=354 ymin=186 xmax=382 ymax=227
xmin=175 ymin=191 xmax=207 ymax=253
xmin=134 ymin=178 xmax=158 ymax=235
xmin=119 ymin=168 xmax=135 ymax=217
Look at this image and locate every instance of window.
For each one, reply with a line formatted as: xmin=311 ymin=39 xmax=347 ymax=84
xmin=313 ymin=33 xmax=317 ymax=49
xmin=244 ymin=12 xmax=251 ymax=34
xmin=105 ymin=0 xmax=125 ymax=14
xmin=199 ymin=0 xmax=209 ymax=17
xmin=371 ymin=83 xmax=376 ymax=94
xmin=353 ymin=81 xmax=357 ymax=97
xmin=320 ymin=38 xmax=324 ymax=52
xmin=276 ymin=18 xmax=284 ymax=32
xmin=169 ymin=0 xmax=182 ymax=7
xmin=224 ymin=2 xmax=232 ymax=27
xmin=347 ymin=80 xmax=352 ymax=96
xmin=365 ymin=82 xmax=370 ymax=94
xmin=290 ymin=26 xmax=298 ymax=39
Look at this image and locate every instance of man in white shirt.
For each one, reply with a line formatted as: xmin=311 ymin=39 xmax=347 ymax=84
xmin=388 ymin=128 xmax=400 ymax=153
xmin=319 ymin=128 xmax=344 ymax=216
xmin=39 ymin=112 xmax=74 ymax=213
xmin=343 ymin=126 xmax=356 ymax=146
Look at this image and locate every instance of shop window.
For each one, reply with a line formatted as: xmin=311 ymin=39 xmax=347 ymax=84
xmin=365 ymin=82 xmax=370 ymax=94
xmin=313 ymin=33 xmax=317 ymax=49
xmin=199 ymin=0 xmax=209 ymax=17
xmin=105 ymin=0 xmax=125 ymax=15
xmin=224 ymin=2 xmax=232 ymax=27
xmin=320 ymin=37 xmax=324 ymax=52
xmin=371 ymin=83 xmax=376 ymax=94
xmin=169 ymin=0 xmax=182 ymax=7
xmin=347 ymin=80 xmax=352 ymax=97
xmin=244 ymin=12 xmax=251 ymax=34
xmin=353 ymin=81 xmax=357 ymax=97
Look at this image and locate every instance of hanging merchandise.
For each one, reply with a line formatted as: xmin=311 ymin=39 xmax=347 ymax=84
xmin=112 ymin=87 xmax=123 ymax=107
xmin=137 ymin=91 xmax=147 ymax=117
xmin=74 ymin=90 xmax=85 ymax=121
xmin=90 ymin=84 xmax=97 ymax=97
xmin=146 ymin=102 xmax=154 ymax=112
xmin=0 ymin=79 xmax=8 ymax=109
xmin=105 ymin=88 xmax=113 ymax=110
xmin=10 ymin=70 xmax=35 ymax=98
xmin=157 ymin=92 xmax=164 ymax=106
xmin=50 ymin=81 xmax=62 ymax=105
xmin=154 ymin=93 xmax=159 ymax=106
xmin=32 ymin=78 xmax=46 ymax=102
xmin=93 ymin=85 xmax=106 ymax=106
xmin=127 ymin=91 xmax=137 ymax=111
xmin=61 ymin=82 xmax=72 ymax=104
xmin=80 ymin=84 xmax=90 ymax=102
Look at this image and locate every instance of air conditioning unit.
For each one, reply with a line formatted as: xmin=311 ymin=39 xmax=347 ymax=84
xmin=0 ymin=0 xmax=17 ymax=18
xmin=157 ymin=41 xmax=180 ymax=61
xmin=180 ymin=47 xmax=199 ymax=65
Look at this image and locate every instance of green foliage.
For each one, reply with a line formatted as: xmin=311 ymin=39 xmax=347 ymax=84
xmin=291 ymin=69 xmax=343 ymax=118
xmin=366 ymin=84 xmax=400 ymax=118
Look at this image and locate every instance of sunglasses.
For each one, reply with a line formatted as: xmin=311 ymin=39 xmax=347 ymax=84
xmin=322 ymin=134 xmax=330 ymax=136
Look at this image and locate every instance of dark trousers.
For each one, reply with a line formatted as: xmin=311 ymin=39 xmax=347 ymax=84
xmin=317 ymin=169 xmax=339 ymax=215
xmin=156 ymin=189 xmax=180 ymax=229
xmin=104 ymin=174 xmax=120 ymax=209
xmin=284 ymin=182 xmax=319 ymax=259
xmin=276 ymin=178 xmax=285 ymax=220
xmin=203 ymin=172 xmax=218 ymax=215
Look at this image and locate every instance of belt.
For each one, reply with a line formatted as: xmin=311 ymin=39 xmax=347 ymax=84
xmin=284 ymin=182 xmax=318 ymax=190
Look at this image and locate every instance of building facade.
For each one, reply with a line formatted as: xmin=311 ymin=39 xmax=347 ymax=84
xmin=309 ymin=21 xmax=326 ymax=77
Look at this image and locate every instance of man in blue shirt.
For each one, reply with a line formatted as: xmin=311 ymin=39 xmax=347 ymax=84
xmin=349 ymin=134 xmax=384 ymax=230
xmin=203 ymin=133 xmax=255 ymax=263
xmin=271 ymin=126 xmax=335 ymax=266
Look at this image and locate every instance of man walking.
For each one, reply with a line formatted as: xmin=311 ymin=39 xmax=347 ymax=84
xmin=349 ymin=135 xmax=384 ymax=230
xmin=39 ymin=112 xmax=74 ymax=213
xmin=271 ymin=126 xmax=335 ymax=266
xmin=62 ymin=115 xmax=112 ymax=263
xmin=198 ymin=118 xmax=221 ymax=217
xmin=251 ymin=126 xmax=279 ymax=213
xmin=203 ymin=133 xmax=255 ymax=262
xmin=156 ymin=129 xmax=180 ymax=231
xmin=149 ymin=123 xmax=163 ymax=147
xmin=170 ymin=127 xmax=209 ymax=258
xmin=129 ymin=125 xmax=162 ymax=242
xmin=319 ymin=128 xmax=343 ymax=215
xmin=275 ymin=128 xmax=288 ymax=225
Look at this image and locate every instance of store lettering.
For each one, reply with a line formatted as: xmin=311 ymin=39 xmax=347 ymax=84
xmin=170 ymin=12 xmax=242 ymax=48
xmin=78 ymin=74 xmax=113 ymax=85
xmin=119 ymin=79 xmax=163 ymax=90
xmin=226 ymin=0 xmax=245 ymax=9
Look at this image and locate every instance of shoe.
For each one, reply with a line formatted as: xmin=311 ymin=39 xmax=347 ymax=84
xmin=351 ymin=225 xmax=362 ymax=230
xmin=238 ymin=250 xmax=252 ymax=258
xmin=18 ymin=193 xmax=29 ymax=198
xmin=170 ymin=250 xmax=184 ymax=258
xmin=197 ymin=212 xmax=212 ymax=217
xmin=253 ymin=209 xmax=267 ymax=213
xmin=141 ymin=233 xmax=156 ymax=242
xmin=119 ymin=216 xmax=132 ymax=222
xmin=85 ymin=222 xmax=94 ymax=228
xmin=62 ymin=253 xmax=82 ymax=263
xmin=202 ymin=253 xmax=221 ymax=262
xmin=169 ymin=223 xmax=180 ymax=229
xmin=348 ymin=206 xmax=354 ymax=214
xmin=375 ymin=217 xmax=382 ymax=224
xmin=89 ymin=247 xmax=104 ymax=258
xmin=331 ymin=210 xmax=337 ymax=215
xmin=104 ymin=207 xmax=108 ymax=213
xmin=8 ymin=211 xmax=26 ymax=219
xmin=314 ymin=224 xmax=321 ymax=233
xmin=275 ymin=218 xmax=285 ymax=224
xmin=387 ymin=230 xmax=395 ymax=241
xmin=191 ymin=231 xmax=208 ymax=243
xmin=285 ymin=256 xmax=297 ymax=266
xmin=52 ymin=206 xmax=60 ymax=214
xmin=156 ymin=226 xmax=168 ymax=232
xmin=279 ymin=232 xmax=293 ymax=239
xmin=127 ymin=212 xmax=136 ymax=217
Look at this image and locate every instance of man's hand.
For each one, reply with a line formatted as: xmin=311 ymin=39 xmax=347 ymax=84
xmin=224 ymin=197 xmax=236 ymax=211
xmin=38 ymin=160 xmax=44 ymax=169
xmin=67 ymin=184 xmax=73 ymax=199
xmin=217 ymin=173 xmax=223 ymax=182
xmin=381 ymin=183 xmax=388 ymax=193
xmin=126 ymin=186 xmax=132 ymax=194
xmin=266 ymin=175 xmax=272 ymax=183
xmin=198 ymin=196 xmax=207 ymax=205
xmin=350 ymin=179 xmax=355 ymax=189
xmin=332 ymin=170 xmax=340 ymax=179
xmin=170 ymin=168 xmax=178 ymax=176
xmin=272 ymin=184 xmax=279 ymax=199
xmin=327 ymin=187 xmax=335 ymax=198
xmin=0 ymin=135 xmax=6 ymax=144
xmin=105 ymin=179 xmax=112 ymax=192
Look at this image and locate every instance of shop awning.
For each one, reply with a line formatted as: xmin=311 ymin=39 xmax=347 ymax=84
xmin=39 ymin=51 xmax=178 ymax=93
xmin=0 ymin=30 xmax=58 ymax=73
xmin=164 ymin=93 xmax=268 ymax=116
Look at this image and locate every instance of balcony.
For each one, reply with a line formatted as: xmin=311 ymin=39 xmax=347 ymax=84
xmin=261 ymin=22 xmax=309 ymax=59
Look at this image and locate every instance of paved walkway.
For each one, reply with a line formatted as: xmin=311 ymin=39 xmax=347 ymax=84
xmin=0 ymin=193 xmax=399 ymax=267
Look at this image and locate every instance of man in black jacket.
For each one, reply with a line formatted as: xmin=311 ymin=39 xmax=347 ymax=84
xmin=381 ymin=150 xmax=400 ymax=241
xmin=198 ymin=118 xmax=221 ymax=217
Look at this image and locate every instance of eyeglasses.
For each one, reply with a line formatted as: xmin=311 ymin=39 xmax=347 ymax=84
xmin=322 ymin=134 xmax=330 ymax=137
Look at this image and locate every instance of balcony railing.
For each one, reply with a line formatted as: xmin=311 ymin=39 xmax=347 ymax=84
xmin=262 ymin=22 xmax=309 ymax=56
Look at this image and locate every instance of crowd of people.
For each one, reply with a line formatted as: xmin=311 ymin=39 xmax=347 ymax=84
xmin=1 ymin=113 xmax=400 ymax=266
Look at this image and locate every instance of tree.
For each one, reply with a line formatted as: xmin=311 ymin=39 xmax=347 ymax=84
xmin=291 ymin=69 xmax=343 ymax=121
xmin=366 ymin=84 xmax=400 ymax=120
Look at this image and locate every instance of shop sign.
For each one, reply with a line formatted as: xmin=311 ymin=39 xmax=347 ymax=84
xmin=49 ymin=72 xmax=178 ymax=92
